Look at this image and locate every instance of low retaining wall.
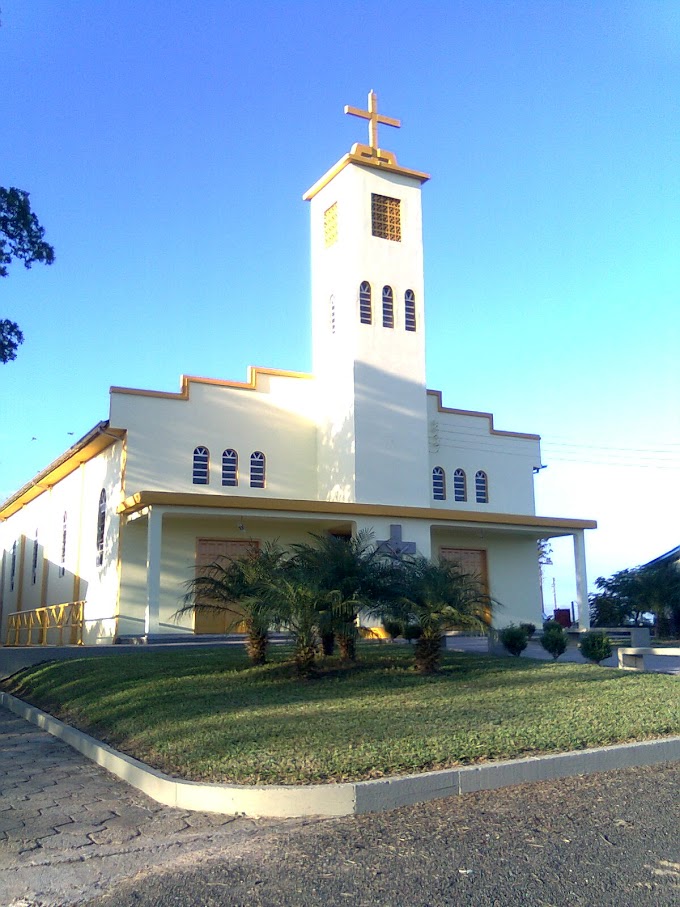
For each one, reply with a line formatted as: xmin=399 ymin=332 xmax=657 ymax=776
xmin=2 ymin=691 xmax=679 ymax=818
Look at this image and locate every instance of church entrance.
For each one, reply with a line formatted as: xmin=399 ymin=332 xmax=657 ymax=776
xmin=194 ymin=538 xmax=256 ymax=634
xmin=439 ymin=547 xmax=491 ymax=623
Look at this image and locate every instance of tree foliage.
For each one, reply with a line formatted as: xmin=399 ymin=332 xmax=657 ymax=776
xmin=394 ymin=557 xmax=490 ymax=673
xmin=589 ymin=562 xmax=680 ymax=636
xmin=1 ymin=186 xmax=55 ymax=363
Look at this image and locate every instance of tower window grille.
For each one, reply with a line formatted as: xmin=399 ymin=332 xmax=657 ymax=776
xmin=324 ymin=202 xmax=338 ymax=247
xmin=359 ymin=281 xmax=372 ymax=324
xmin=10 ymin=540 xmax=17 ymax=591
xmin=405 ymin=289 xmax=417 ymax=332
xmin=382 ymin=286 xmax=394 ymax=328
xmin=330 ymin=295 xmax=336 ymax=334
xmin=371 ymin=193 xmax=401 ymax=241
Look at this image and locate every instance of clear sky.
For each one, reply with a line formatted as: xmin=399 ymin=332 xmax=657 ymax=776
xmin=1 ymin=1 xmax=678 ymax=611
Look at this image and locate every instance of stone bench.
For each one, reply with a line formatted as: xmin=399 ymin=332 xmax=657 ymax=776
xmin=617 ymin=647 xmax=680 ymax=674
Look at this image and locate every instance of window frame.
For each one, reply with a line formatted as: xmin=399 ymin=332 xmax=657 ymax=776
xmin=59 ymin=511 xmax=67 ymax=577
xmin=359 ymin=281 xmax=372 ymax=325
xmin=405 ymin=289 xmax=417 ymax=332
xmin=475 ymin=470 xmax=489 ymax=504
xmin=453 ymin=468 xmax=467 ymax=502
xmin=432 ymin=466 xmax=446 ymax=501
xmin=193 ymin=446 xmax=210 ymax=485
xmin=250 ymin=451 xmax=266 ymax=489
xmin=382 ymin=285 xmax=394 ymax=329
xmin=96 ymin=489 xmax=106 ymax=567
xmin=222 ymin=449 xmax=239 ymax=487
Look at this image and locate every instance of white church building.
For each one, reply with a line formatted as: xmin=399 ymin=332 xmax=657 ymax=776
xmin=0 ymin=92 xmax=596 ymax=645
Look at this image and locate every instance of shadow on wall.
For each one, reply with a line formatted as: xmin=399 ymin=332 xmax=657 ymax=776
xmin=0 ymin=538 xmax=98 ymax=645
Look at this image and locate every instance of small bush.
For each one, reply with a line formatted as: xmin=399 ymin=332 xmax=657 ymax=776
xmin=520 ymin=622 xmax=537 ymax=638
xmin=541 ymin=626 xmax=567 ymax=661
xmin=580 ymin=630 xmax=612 ymax=665
xmin=382 ymin=619 xmax=403 ymax=641
xmin=499 ymin=625 xmax=528 ymax=657
xmin=543 ymin=619 xmax=561 ymax=632
xmin=403 ymin=624 xmax=423 ymax=643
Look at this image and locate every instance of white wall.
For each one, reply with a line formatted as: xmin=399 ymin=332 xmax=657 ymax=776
xmin=0 ymin=441 xmax=124 ymax=644
xmin=427 ymin=395 xmax=541 ymax=515
xmin=110 ymin=375 xmax=319 ymax=501
xmin=309 ymin=163 xmax=430 ymax=506
xmin=431 ymin=526 xmax=542 ymax=628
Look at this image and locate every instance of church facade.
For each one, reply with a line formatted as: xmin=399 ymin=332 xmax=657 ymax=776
xmin=0 ymin=93 xmax=596 ymax=645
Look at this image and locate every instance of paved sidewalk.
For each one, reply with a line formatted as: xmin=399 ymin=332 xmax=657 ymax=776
xmin=0 ymin=706 xmax=297 ymax=907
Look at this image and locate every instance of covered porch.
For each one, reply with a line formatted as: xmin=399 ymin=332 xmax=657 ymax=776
xmin=116 ymin=491 xmax=596 ymax=642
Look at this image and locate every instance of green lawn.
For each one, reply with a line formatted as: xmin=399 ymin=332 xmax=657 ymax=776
xmin=3 ymin=645 xmax=679 ymax=785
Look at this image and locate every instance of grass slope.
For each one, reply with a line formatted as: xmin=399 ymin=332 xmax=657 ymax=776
xmin=4 ymin=646 xmax=679 ymax=785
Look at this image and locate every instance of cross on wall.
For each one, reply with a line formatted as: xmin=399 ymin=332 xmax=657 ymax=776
xmin=376 ymin=524 xmax=417 ymax=557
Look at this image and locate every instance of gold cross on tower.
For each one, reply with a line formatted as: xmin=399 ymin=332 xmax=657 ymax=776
xmin=344 ymin=90 xmax=400 ymax=152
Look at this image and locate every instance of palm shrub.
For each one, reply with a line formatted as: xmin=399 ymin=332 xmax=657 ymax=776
xmin=499 ymin=625 xmax=528 ymax=657
xmin=260 ymin=575 xmax=334 ymax=677
xmin=382 ymin=617 xmax=403 ymax=641
xmin=403 ymin=623 xmax=423 ymax=643
xmin=290 ymin=530 xmax=396 ymax=661
xmin=178 ymin=542 xmax=284 ymax=665
xmin=397 ymin=558 xmax=490 ymax=673
xmin=540 ymin=624 xmax=567 ymax=660
xmin=580 ymin=630 xmax=612 ymax=665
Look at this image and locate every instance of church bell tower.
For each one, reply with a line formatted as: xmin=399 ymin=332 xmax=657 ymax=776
xmin=304 ymin=91 xmax=431 ymax=507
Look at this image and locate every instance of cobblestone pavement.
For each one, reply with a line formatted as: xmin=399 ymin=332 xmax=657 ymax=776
xmin=0 ymin=706 xmax=298 ymax=907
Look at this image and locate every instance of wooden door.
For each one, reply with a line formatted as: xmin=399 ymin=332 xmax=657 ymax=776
xmin=439 ymin=547 xmax=491 ymax=623
xmin=194 ymin=538 xmax=256 ymax=634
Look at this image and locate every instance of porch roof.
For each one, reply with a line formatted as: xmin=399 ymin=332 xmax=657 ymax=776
xmin=118 ymin=491 xmax=596 ymax=536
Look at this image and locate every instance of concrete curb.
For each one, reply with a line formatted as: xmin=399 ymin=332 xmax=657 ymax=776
xmin=2 ymin=690 xmax=679 ymax=818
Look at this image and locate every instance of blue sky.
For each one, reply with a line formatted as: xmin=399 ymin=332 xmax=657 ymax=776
xmin=1 ymin=1 xmax=678 ymax=609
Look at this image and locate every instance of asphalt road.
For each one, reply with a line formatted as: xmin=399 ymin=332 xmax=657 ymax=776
xmin=83 ymin=762 xmax=680 ymax=907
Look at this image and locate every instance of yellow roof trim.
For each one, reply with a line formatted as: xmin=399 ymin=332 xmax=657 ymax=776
xmin=427 ymin=389 xmax=541 ymax=441
xmin=303 ymin=144 xmax=430 ymax=201
xmin=117 ymin=491 xmax=596 ymax=532
xmin=0 ymin=423 xmax=126 ymax=521
xmin=111 ymin=366 xmax=313 ymax=401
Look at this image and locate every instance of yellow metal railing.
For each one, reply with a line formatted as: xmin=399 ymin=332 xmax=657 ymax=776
xmin=6 ymin=601 xmax=85 ymax=647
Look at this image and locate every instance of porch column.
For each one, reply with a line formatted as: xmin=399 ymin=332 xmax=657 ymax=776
xmin=573 ymin=530 xmax=589 ymax=630
xmin=145 ymin=506 xmax=163 ymax=636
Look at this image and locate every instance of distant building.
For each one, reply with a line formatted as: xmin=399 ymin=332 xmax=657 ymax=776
xmin=0 ymin=92 xmax=596 ymax=645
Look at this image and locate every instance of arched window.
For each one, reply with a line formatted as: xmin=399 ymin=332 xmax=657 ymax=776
xmin=432 ymin=466 xmax=446 ymax=501
xmin=96 ymin=489 xmax=106 ymax=567
xmin=405 ymin=289 xmax=417 ymax=332
xmin=31 ymin=529 xmax=39 ymax=585
xmin=475 ymin=470 xmax=489 ymax=504
xmin=330 ymin=294 xmax=336 ymax=334
xmin=382 ymin=285 xmax=394 ymax=328
xmin=250 ymin=451 xmax=266 ymax=488
xmin=10 ymin=540 xmax=17 ymax=591
xmin=59 ymin=511 xmax=67 ymax=577
xmin=453 ymin=468 xmax=467 ymax=502
xmin=193 ymin=446 xmax=209 ymax=485
xmin=222 ymin=449 xmax=238 ymax=486
xmin=359 ymin=281 xmax=372 ymax=324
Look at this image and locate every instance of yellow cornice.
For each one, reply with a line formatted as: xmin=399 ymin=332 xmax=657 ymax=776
xmin=303 ymin=144 xmax=430 ymax=202
xmin=427 ymin=390 xmax=541 ymax=442
xmin=0 ymin=423 xmax=126 ymax=521
xmin=110 ymin=366 xmax=313 ymax=401
xmin=117 ymin=491 xmax=596 ymax=532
